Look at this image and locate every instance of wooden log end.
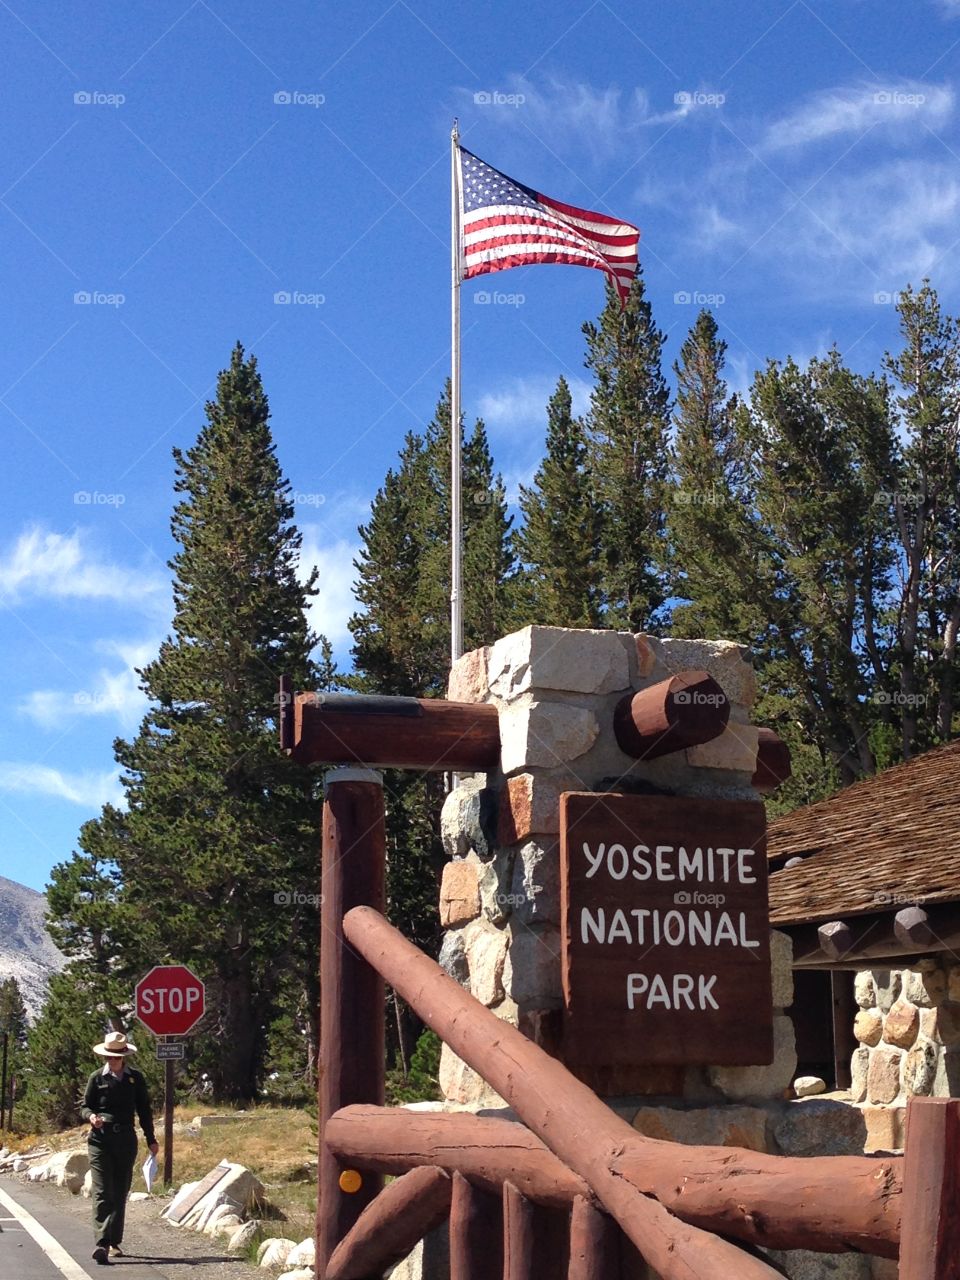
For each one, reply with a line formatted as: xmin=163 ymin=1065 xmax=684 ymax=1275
xmin=817 ymin=920 xmax=854 ymax=961
xmin=752 ymin=728 xmax=792 ymax=792
xmin=614 ymin=670 xmax=729 ymax=760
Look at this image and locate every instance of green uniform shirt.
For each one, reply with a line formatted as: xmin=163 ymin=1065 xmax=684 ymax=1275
xmin=82 ymin=1064 xmax=156 ymax=1145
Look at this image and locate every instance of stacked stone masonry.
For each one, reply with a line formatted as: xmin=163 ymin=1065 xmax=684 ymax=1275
xmin=439 ymin=625 xmax=796 ymax=1107
xmin=850 ymin=959 xmax=960 ymax=1147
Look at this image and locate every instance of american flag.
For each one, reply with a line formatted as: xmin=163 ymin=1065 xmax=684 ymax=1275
xmin=457 ymin=145 xmax=640 ymax=304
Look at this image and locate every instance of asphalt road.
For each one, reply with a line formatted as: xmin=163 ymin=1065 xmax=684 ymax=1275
xmin=0 ymin=1177 xmax=254 ymax=1280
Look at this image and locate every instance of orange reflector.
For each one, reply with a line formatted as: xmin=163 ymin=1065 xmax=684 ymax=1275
xmin=339 ymin=1169 xmax=362 ymax=1194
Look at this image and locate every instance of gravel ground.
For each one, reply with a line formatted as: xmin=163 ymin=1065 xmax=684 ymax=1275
xmin=6 ymin=1174 xmax=260 ymax=1280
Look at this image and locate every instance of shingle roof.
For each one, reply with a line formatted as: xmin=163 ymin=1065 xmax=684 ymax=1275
xmin=767 ymin=739 xmax=960 ymax=926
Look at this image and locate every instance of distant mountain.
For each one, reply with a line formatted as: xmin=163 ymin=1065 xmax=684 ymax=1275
xmin=0 ymin=875 xmax=66 ymax=1020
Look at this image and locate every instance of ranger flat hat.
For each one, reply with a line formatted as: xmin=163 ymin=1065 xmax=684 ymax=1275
xmin=93 ymin=1031 xmax=138 ymax=1057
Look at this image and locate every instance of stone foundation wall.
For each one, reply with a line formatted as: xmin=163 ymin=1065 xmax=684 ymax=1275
xmin=438 ymin=625 xmax=797 ymax=1107
xmin=849 ymin=958 xmax=960 ymax=1149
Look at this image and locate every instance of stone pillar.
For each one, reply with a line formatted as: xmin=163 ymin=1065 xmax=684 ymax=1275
xmin=437 ymin=625 xmax=796 ymax=1108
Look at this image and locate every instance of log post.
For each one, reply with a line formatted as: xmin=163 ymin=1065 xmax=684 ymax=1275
xmin=316 ymin=770 xmax=386 ymax=1280
xmin=289 ymin=692 xmax=500 ymax=771
xmin=450 ymin=1172 xmax=502 ymax=1280
xmin=898 ymin=1097 xmax=960 ymax=1280
xmin=342 ymin=906 xmax=785 ymax=1280
xmin=502 ymin=1182 xmax=536 ymax=1280
xmin=568 ymin=1195 xmax=621 ymax=1280
xmin=326 ymin=1168 xmax=452 ymax=1280
xmin=613 ymin=671 xmax=729 ymax=760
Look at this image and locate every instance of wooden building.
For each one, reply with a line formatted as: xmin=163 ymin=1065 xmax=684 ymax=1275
xmin=768 ymin=740 xmax=960 ymax=1117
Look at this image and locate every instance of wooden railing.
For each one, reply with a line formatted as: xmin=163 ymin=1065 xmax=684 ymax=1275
xmin=293 ymin=686 xmax=954 ymax=1280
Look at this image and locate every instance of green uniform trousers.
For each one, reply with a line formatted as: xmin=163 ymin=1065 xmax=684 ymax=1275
xmin=88 ymin=1127 xmax=138 ymax=1247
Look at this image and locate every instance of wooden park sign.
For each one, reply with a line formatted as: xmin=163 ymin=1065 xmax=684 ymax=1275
xmin=559 ymin=792 xmax=773 ymax=1067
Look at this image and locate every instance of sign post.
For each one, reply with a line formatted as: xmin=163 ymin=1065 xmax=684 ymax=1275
xmin=560 ymin=792 xmax=773 ymax=1071
xmin=135 ymin=965 xmax=205 ymax=1186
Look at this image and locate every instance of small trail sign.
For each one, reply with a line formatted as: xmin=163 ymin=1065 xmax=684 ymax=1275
xmin=156 ymin=1040 xmax=185 ymax=1061
xmin=560 ymin=792 xmax=773 ymax=1067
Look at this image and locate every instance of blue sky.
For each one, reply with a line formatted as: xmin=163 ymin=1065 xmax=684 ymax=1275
xmin=2 ymin=0 xmax=959 ymax=891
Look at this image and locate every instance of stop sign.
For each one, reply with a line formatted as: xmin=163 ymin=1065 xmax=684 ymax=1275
xmin=135 ymin=965 xmax=205 ymax=1036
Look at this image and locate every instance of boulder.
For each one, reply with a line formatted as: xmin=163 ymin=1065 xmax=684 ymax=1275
xmin=867 ymin=1048 xmax=903 ymax=1105
xmin=499 ymin=701 xmax=599 ymax=773
xmin=439 ymin=859 xmax=480 ymax=928
xmin=708 ymin=1015 xmax=797 ymax=1101
xmin=854 ymin=1009 xmax=883 ymax=1046
xmin=257 ymin=1237 xmax=295 ymax=1268
xmin=286 ymin=1237 xmax=316 ymax=1268
xmin=212 ymin=1214 xmax=244 ymax=1238
xmin=882 ymin=1000 xmax=919 ymax=1049
xmin=447 ymin=645 xmax=489 ymax=703
xmin=277 ymin=1271 xmax=315 ymax=1280
xmin=228 ymin=1220 xmax=261 ymax=1253
xmin=163 ymin=1163 xmax=263 ymax=1224
xmin=487 ymin=626 xmax=630 ymax=700
xmin=903 ymin=967 xmax=947 ymax=1008
xmin=854 ymin=972 xmax=876 ymax=1009
xmin=465 ymin=922 xmax=508 ymax=1007
xmin=774 ymin=1099 xmax=867 ymax=1156
xmin=793 ymin=1076 xmax=826 ymax=1098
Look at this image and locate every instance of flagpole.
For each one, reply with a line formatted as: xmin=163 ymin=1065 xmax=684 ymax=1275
xmin=450 ymin=120 xmax=464 ymax=669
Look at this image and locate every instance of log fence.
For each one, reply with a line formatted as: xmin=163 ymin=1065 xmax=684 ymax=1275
xmin=294 ymin=680 xmax=958 ymax=1280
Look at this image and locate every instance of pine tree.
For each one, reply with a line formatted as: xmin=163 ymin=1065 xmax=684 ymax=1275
xmin=515 ymin=377 xmax=603 ymax=627
xmin=883 ymin=281 xmax=960 ymax=755
xmin=45 ymin=344 xmax=331 ymax=1102
xmin=668 ymin=310 xmax=751 ymax=639
xmin=582 ymin=271 xmax=671 ymax=630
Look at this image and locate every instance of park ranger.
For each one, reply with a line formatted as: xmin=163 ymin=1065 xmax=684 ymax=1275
xmin=81 ymin=1031 xmax=159 ymax=1265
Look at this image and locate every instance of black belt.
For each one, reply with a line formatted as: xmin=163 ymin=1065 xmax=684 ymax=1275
xmin=93 ymin=1123 xmax=134 ymax=1132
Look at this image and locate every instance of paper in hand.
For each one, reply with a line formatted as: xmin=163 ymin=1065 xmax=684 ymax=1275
xmin=142 ymin=1152 xmax=158 ymax=1193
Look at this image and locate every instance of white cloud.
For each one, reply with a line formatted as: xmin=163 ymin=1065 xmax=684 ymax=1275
xmin=0 ymin=762 xmax=123 ymax=809
xmin=0 ymin=527 xmax=167 ymax=609
xmin=763 ymin=81 xmax=953 ymax=151
xmin=689 ymin=156 xmax=960 ymax=302
xmin=297 ymin=531 xmax=360 ymax=651
xmin=477 ymin=374 xmax=593 ymax=432
xmin=20 ymin=639 xmax=154 ymax=731
xmin=461 ymin=76 xmax=699 ymax=163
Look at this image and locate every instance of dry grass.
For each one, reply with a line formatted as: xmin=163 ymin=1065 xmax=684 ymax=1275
xmin=4 ymin=1104 xmax=319 ymax=1244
